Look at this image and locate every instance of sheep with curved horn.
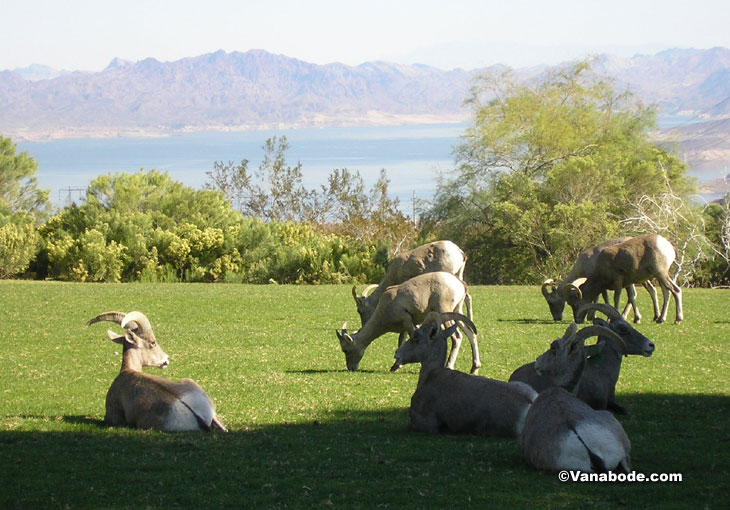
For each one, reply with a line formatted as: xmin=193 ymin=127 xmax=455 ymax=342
xmin=541 ymin=237 xmax=659 ymax=323
xmin=87 ymin=311 xmax=227 ymax=432
xmin=519 ymin=323 xmax=632 ymax=473
xmin=509 ymin=302 xmax=655 ymax=414
xmin=563 ymin=234 xmax=682 ymax=324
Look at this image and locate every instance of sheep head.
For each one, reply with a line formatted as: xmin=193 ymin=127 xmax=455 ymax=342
xmin=576 ymin=302 xmax=655 ymax=358
xmin=336 ymin=322 xmax=365 ymax=372
xmin=394 ymin=312 xmax=473 ymax=368
xmin=542 ymin=278 xmax=566 ymax=321
xmin=87 ymin=311 xmax=169 ymax=369
xmin=534 ymin=322 xmax=623 ymax=392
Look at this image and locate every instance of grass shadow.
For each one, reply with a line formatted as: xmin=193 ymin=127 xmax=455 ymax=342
xmin=1 ymin=394 xmax=728 ymax=509
xmin=497 ymin=318 xmax=559 ymax=325
xmin=62 ymin=415 xmax=105 ymax=427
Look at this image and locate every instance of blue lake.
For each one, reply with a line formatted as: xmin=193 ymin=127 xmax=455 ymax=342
xmin=17 ymin=121 xmax=725 ymax=208
xmin=19 ymin=124 xmax=466 ymax=207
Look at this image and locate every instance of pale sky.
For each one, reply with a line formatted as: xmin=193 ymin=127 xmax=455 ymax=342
xmin=2 ymin=0 xmax=728 ymax=71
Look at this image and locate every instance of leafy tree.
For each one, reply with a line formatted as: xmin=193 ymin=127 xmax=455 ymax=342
xmin=0 ymin=206 xmax=39 ymax=278
xmin=423 ymin=61 xmax=694 ymax=283
xmin=206 ymin=137 xmax=418 ymax=256
xmin=0 ymin=135 xmax=50 ymax=219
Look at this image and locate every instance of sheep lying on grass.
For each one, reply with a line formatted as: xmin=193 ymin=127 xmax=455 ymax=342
xmin=519 ymin=323 xmax=631 ymax=473
xmin=87 ymin=311 xmax=227 ymax=432
xmin=509 ymin=303 xmax=655 ymax=414
xmin=394 ymin=312 xmax=535 ymax=437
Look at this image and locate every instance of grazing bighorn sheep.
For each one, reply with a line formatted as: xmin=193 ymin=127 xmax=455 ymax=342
xmin=394 ymin=312 xmax=536 ymax=437
xmin=509 ymin=303 xmax=655 ymax=414
xmin=337 ymin=271 xmax=480 ymax=374
xmin=352 ymin=240 xmax=468 ymax=327
xmin=519 ymin=323 xmax=632 ymax=473
xmin=542 ymin=237 xmax=658 ymax=323
xmin=87 ymin=311 xmax=227 ymax=432
xmin=564 ymin=234 xmax=683 ymax=324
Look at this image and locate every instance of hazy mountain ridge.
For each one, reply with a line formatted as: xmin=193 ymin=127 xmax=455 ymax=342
xmin=2 ymin=47 xmax=730 ymax=143
xmin=1 ymin=50 xmax=481 ymax=140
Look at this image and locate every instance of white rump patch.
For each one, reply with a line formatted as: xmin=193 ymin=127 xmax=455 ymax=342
xmin=163 ymin=390 xmax=214 ymax=432
xmin=655 ymin=236 xmax=676 ymax=266
xmin=571 ymin=421 xmax=626 ymax=471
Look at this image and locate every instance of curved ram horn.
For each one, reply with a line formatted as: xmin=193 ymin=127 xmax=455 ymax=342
xmin=432 ymin=311 xmax=478 ymax=336
xmin=563 ymin=277 xmax=587 ymax=299
xmin=573 ymin=325 xmax=627 ymax=355
xmin=541 ymin=278 xmax=556 ymax=298
xmin=121 ymin=311 xmax=152 ymax=333
xmin=576 ymin=302 xmax=622 ymax=323
xmin=86 ymin=311 xmax=126 ymax=327
xmin=361 ymin=284 xmax=378 ymax=298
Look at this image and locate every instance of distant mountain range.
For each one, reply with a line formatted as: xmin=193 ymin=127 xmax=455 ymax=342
xmin=2 ymin=47 xmax=730 ymax=179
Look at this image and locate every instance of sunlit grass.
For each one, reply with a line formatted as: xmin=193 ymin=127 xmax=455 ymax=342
xmin=0 ymin=281 xmax=728 ymax=508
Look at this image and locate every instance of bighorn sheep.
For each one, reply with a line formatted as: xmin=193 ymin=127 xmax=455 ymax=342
xmin=352 ymin=240 xmax=468 ymax=327
xmin=542 ymin=237 xmax=658 ymax=323
xmin=336 ymin=271 xmax=480 ymax=373
xmin=564 ymin=234 xmax=683 ymax=324
xmin=394 ymin=312 xmax=536 ymax=437
xmin=509 ymin=303 xmax=655 ymax=414
xmin=519 ymin=322 xmax=632 ymax=473
xmin=87 ymin=311 xmax=227 ymax=432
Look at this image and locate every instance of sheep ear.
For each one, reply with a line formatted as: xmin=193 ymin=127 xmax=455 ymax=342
xmin=106 ymin=329 xmax=125 ymax=344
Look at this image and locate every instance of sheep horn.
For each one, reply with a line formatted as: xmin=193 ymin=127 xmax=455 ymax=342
xmin=541 ymin=279 xmax=556 ymax=298
xmin=361 ymin=284 xmax=378 ymax=298
xmin=576 ymin=302 xmax=623 ymax=323
xmin=574 ymin=325 xmax=627 ymax=355
xmin=433 ymin=311 xmax=478 ymax=336
xmin=563 ymin=278 xmax=586 ymax=299
xmin=121 ymin=311 xmax=152 ymax=333
xmin=86 ymin=311 xmax=126 ymax=327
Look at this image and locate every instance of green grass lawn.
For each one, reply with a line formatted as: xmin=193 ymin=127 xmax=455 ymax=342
xmin=0 ymin=281 xmax=728 ymax=509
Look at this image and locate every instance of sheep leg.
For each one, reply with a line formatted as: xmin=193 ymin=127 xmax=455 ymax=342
xmin=643 ymin=280 xmax=660 ymax=322
xmin=625 ymin=284 xmax=642 ymax=323
xmin=656 ymin=276 xmax=683 ymax=324
xmin=444 ymin=320 xmax=463 ymax=371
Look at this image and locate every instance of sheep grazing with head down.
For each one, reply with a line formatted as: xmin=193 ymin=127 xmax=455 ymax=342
xmin=337 ymin=271 xmax=480 ymax=374
xmin=87 ymin=311 xmax=227 ymax=432
xmin=541 ymin=237 xmax=659 ymax=323
xmin=509 ymin=302 xmax=655 ymax=414
xmin=394 ymin=312 xmax=536 ymax=437
xmin=563 ymin=234 xmax=683 ymax=324
xmin=519 ymin=323 xmax=632 ymax=473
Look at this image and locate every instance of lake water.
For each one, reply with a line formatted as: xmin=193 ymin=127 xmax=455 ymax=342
xmin=17 ymin=121 xmax=726 ymax=208
xmin=18 ymin=124 xmax=465 ymax=208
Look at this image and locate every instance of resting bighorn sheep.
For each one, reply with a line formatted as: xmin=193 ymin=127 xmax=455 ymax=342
xmin=394 ymin=312 xmax=536 ymax=437
xmin=519 ymin=323 xmax=632 ymax=473
xmin=87 ymin=311 xmax=227 ymax=432
xmin=352 ymin=240 xmax=468 ymax=327
xmin=509 ymin=303 xmax=655 ymax=414
xmin=564 ymin=234 xmax=683 ymax=324
xmin=542 ymin=237 xmax=658 ymax=323
xmin=337 ymin=271 xmax=480 ymax=374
